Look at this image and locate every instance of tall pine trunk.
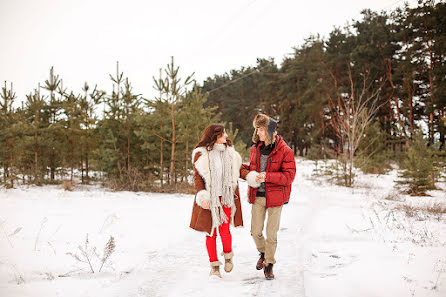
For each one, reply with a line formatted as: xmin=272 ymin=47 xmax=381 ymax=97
xmin=424 ymin=23 xmax=436 ymax=145
xmin=408 ymin=81 xmax=415 ymax=137
xmin=160 ymin=138 xmax=164 ymax=188
xmin=34 ymin=98 xmax=39 ymax=185
xmin=50 ymin=147 xmax=55 ymax=180
xmin=440 ymin=109 xmax=445 ymax=150
xmin=86 ymin=143 xmax=89 ymax=183
xmin=169 ymin=103 xmax=176 ymax=185
xmin=386 ymin=60 xmax=407 ymax=138
xmin=185 ymin=125 xmax=189 ymax=184
xmin=81 ymin=146 xmax=84 ymax=184
xmin=8 ymin=137 xmax=14 ymax=188
xmin=127 ymin=127 xmax=130 ymax=171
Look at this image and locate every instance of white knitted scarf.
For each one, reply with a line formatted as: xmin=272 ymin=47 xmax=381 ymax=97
xmin=208 ymin=143 xmax=235 ymax=228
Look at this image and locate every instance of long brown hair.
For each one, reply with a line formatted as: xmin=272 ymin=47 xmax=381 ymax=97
xmin=195 ymin=124 xmax=233 ymax=150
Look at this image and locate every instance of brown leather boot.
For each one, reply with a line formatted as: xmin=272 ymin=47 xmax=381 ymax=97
xmin=264 ymin=263 xmax=275 ymax=280
xmin=256 ymin=252 xmax=265 ymax=270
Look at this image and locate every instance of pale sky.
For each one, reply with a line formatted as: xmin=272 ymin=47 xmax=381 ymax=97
xmin=0 ymin=0 xmax=418 ymax=104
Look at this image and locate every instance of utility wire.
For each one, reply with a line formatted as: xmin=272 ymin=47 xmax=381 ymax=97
xmin=207 ymin=63 xmax=272 ymax=94
xmin=201 ymin=0 xmax=414 ymax=95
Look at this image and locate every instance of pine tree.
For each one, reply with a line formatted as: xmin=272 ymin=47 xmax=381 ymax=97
xmin=355 ymin=122 xmax=391 ymax=174
xmin=225 ymin=122 xmax=249 ymax=161
xmin=79 ymin=83 xmax=103 ymax=184
xmin=120 ymin=78 xmax=142 ymax=173
xmin=138 ymin=98 xmax=171 ymax=188
xmin=42 ymin=67 xmax=63 ymax=181
xmin=0 ymin=81 xmax=17 ymax=187
xmin=397 ymin=131 xmax=437 ymax=196
xmin=60 ymin=91 xmax=81 ymax=181
xmin=92 ymin=62 xmax=145 ymax=190
xmin=153 ymin=56 xmax=194 ymax=185
xmin=25 ymin=86 xmax=47 ymax=185
xmin=11 ymin=105 xmax=31 ymax=184
xmin=176 ymin=88 xmax=219 ymax=182
xmin=408 ymin=1 xmax=446 ymax=145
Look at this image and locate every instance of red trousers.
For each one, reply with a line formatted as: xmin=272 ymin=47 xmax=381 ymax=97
xmin=206 ymin=203 xmax=232 ymax=262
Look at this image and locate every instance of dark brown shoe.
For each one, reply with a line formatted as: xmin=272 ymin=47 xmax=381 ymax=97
xmin=256 ymin=252 xmax=265 ymax=270
xmin=264 ymin=264 xmax=275 ymax=280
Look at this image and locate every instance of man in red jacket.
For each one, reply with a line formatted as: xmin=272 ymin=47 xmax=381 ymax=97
xmin=243 ymin=113 xmax=296 ymax=280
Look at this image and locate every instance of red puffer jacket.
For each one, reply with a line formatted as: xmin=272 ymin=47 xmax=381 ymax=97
xmin=243 ymin=136 xmax=296 ymax=208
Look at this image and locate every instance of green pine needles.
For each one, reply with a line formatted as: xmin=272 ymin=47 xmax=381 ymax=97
xmin=397 ymin=131 xmax=438 ymax=196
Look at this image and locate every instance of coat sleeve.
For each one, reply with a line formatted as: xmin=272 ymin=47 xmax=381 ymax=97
xmin=193 ymin=152 xmax=210 ymax=207
xmin=265 ymin=148 xmax=296 ymax=186
xmin=239 ymin=163 xmax=250 ymax=180
xmin=239 ymin=146 xmax=261 ymax=188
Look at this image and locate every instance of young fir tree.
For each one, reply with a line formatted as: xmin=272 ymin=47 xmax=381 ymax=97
xmin=153 ymin=56 xmax=194 ymax=185
xmin=397 ymin=131 xmax=438 ymax=196
xmin=11 ymin=105 xmax=31 ymax=184
xmin=60 ymin=91 xmax=82 ymax=181
xmin=96 ymin=62 xmax=143 ymax=187
xmin=176 ymin=88 xmax=219 ymax=182
xmin=25 ymin=86 xmax=47 ymax=185
xmin=96 ymin=62 xmax=127 ymax=179
xmin=0 ymin=81 xmax=17 ymax=187
xmin=137 ymin=95 xmax=172 ymax=188
xmin=94 ymin=63 xmax=124 ymax=180
xmin=225 ymin=122 xmax=249 ymax=161
xmin=42 ymin=68 xmax=63 ymax=181
xmin=79 ymin=83 xmax=103 ymax=184
xmin=355 ymin=122 xmax=391 ymax=174
xmin=120 ymin=78 xmax=142 ymax=174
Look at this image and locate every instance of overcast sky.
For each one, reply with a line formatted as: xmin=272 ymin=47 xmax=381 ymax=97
xmin=0 ymin=0 xmax=418 ymax=104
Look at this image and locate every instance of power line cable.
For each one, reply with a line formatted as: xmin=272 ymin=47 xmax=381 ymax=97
xmin=201 ymin=0 xmax=416 ymax=95
xmin=207 ymin=63 xmax=272 ymax=94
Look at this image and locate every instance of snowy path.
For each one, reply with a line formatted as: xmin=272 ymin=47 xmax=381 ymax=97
xmin=1 ymin=159 xmax=445 ymax=297
xmin=0 ymin=178 xmax=313 ymax=297
xmin=125 ymin=179 xmax=312 ymax=297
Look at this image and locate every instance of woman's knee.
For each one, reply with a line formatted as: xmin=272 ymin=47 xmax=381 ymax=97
xmin=219 ymin=224 xmax=231 ymax=236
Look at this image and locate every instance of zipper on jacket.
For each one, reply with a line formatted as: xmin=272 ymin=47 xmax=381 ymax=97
xmin=266 ymin=156 xmax=272 ymax=172
xmin=264 ymin=137 xmax=280 ymax=197
xmin=265 ymin=137 xmax=279 ymax=173
xmin=265 ymin=146 xmax=277 ymax=180
xmin=256 ymin=145 xmax=260 ymax=171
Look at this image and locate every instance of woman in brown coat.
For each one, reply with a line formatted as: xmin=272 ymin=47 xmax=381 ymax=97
xmin=189 ymin=124 xmax=258 ymax=278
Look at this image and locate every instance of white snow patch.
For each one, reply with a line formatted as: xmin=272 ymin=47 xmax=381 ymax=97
xmin=0 ymin=159 xmax=445 ymax=297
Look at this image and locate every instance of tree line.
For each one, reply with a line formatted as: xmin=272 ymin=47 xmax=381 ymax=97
xmin=0 ymin=58 xmax=236 ymax=192
xmin=202 ymin=1 xmax=445 ymax=153
xmin=200 ymin=0 xmax=445 ymax=193
xmin=1 ymin=0 xmax=445 ymax=195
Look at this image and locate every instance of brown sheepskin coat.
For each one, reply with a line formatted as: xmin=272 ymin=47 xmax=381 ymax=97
xmin=189 ymin=145 xmax=250 ymax=235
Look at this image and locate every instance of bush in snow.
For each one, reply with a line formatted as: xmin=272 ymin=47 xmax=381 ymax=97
xmin=62 ymin=179 xmax=74 ymax=191
xmin=104 ymin=167 xmax=154 ymax=192
xmin=66 ymin=234 xmax=116 ymax=273
xmin=307 ymin=141 xmax=332 ymax=176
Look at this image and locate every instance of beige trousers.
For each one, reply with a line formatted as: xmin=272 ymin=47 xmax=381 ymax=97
xmin=251 ymin=196 xmax=283 ymax=265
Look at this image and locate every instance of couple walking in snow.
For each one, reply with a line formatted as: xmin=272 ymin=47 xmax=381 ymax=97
xmin=189 ymin=113 xmax=296 ymax=280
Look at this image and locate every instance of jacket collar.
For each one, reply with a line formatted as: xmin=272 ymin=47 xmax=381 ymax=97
xmin=255 ymin=135 xmax=284 ymax=155
xmin=191 ymin=145 xmax=242 ymax=190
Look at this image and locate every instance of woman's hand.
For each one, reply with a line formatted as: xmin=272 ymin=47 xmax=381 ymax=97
xmin=256 ymin=172 xmax=266 ymax=183
xmin=201 ymin=200 xmax=210 ymax=209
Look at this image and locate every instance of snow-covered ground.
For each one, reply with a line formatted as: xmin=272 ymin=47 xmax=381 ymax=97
xmin=1 ymin=159 xmax=445 ymax=297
